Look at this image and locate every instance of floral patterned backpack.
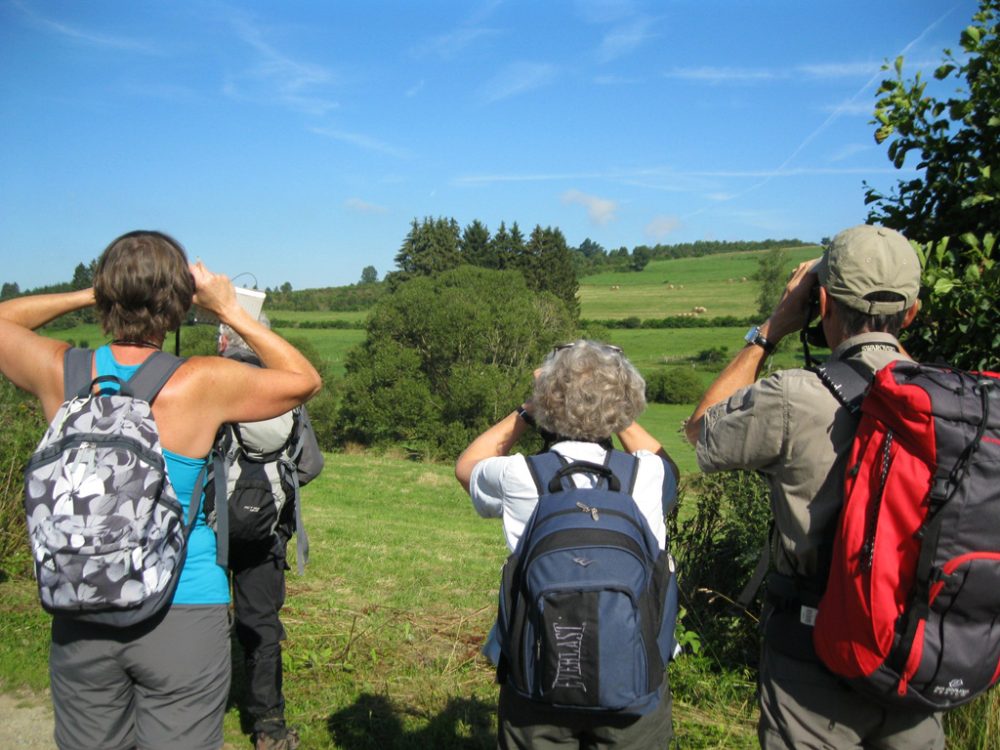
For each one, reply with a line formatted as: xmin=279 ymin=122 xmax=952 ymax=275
xmin=23 ymin=347 xmax=211 ymax=626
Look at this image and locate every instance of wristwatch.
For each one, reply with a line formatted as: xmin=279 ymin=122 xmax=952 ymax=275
xmin=744 ymin=325 xmax=776 ymax=355
xmin=516 ymin=405 xmax=536 ymax=427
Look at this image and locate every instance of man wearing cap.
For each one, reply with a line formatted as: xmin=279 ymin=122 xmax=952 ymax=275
xmin=685 ymin=225 xmax=943 ymax=749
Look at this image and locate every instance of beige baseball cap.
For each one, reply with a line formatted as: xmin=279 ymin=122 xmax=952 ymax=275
xmin=814 ymin=224 xmax=921 ymax=315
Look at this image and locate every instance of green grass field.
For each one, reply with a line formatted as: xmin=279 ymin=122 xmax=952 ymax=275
xmin=0 ymin=453 xmax=757 ymax=749
xmin=579 ymin=245 xmax=820 ymax=320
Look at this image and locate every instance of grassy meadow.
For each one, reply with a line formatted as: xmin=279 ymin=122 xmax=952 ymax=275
xmin=0 ymin=454 xmax=758 ymax=748
xmin=579 ymin=245 xmax=820 ymax=320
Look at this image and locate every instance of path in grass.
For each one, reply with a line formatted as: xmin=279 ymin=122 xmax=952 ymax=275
xmin=0 ymin=691 xmax=53 ymax=749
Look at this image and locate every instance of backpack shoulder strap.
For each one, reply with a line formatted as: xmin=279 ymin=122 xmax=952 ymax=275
xmin=127 ymin=351 xmax=186 ymax=403
xmin=525 ymin=451 xmax=567 ymax=496
xmin=604 ymin=449 xmax=640 ymax=494
xmin=62 ymin=347 xmax=95 ymax=400
xmin=813 ymin=358 xmax=874 ymax=415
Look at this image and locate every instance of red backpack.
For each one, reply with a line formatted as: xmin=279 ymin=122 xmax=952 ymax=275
xmin=813 ymin=359 xmax=1000 ymax=711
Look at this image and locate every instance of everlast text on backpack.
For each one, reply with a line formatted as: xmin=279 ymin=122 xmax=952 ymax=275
xmin=23 ymin=348 xmax=208 ymax=626
xmin=814 ymin=360 xmax=1000 ymax=711
xmin=496 ymin=450 xmax=678 ymax=716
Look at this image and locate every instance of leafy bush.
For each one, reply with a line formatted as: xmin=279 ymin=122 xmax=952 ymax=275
xmin=335 ymin=266 xmax=575 ymax=459
xmin=695 ymin=346 xmax=730 ymax=364
xmin=0 ymin=379 xmax=46 ymax=575
xmin=671 ymin=470 xmax=771 ymax=669
xmin=866 ymin=0 xmax=999 ymax=370
xmin=645 ymin=367 xmax=704 ymax=404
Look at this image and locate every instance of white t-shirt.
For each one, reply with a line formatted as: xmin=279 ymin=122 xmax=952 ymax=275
xmin=468 ymin=440 xmax=677 ymax=552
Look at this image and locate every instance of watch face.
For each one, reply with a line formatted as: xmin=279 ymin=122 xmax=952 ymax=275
xmin=745 ymin=326 xmax=759 ymax=344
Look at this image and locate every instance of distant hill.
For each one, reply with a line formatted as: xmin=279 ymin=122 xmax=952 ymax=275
xmin=258 ymin=240 xmax=822 ymax=324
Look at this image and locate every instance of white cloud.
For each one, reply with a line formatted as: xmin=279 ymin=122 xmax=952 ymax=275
xmin=345 ymin=198 xmax=388 ymax=214
xmin=645 ymin=215 xmax=680 ymax=241
xmin=822 ymin=99 xmax=875 ymax=116
xmin=227 ymin=15 xmax=339 ymax=116
xmin=480 ymin=62 xmax=558 ymax=103
xmin=412 ymin=26 xmax=498 ymax=60
xmin=13 ymin=0 xmax=157 ymax=53
xmin=664 ymin=66 xmax=779 ymax=83
xmin=309 ymin=127 xmax=411 ymax=159
xmin=596 ymin=16 xmax=656 ymax=63
xmin=562 ymin=189 xmax=618 ymax=225
xmin=827 ymin=143 xmax=872 ymax=162
xmin=797 ymin=61 xmax=883 ymax=78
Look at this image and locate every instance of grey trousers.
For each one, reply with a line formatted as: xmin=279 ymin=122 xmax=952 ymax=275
xmin=758 ymin=642 xmax=944 ymax=750
xmin=497 ymin=683 xmax=673 ymax=749
xmin=50 ymin=605 xmax=231 ymax=750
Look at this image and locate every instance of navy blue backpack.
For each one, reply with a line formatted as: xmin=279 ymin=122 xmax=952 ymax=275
xmin=496 ymin=449 xmax=678 ymax=716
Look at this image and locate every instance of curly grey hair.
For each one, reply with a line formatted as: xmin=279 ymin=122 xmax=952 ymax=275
xmin=532 ymin=339 xmax=646 ymax=442
xmin=219 ymin=312 xmax=270 ymax=357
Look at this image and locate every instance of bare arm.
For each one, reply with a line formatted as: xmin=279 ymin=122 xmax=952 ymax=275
xmin=455 ymin=408 xmax=530 ymax=493
xmin=617 ymin=421 xmax=679 ymax=482
xmin=685 ymin=259 xmax=818 ymax=446
xmin=0 ymin=288 xmax=95 ymax=418
xmin=186 ymin=262 xmax=322 ymax=423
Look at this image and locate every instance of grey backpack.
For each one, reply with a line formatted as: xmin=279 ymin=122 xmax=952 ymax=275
xmin=206 ymin=405 xmax=321 ymax=574
xmin=23 ymin=348 xmax=212 ymax=626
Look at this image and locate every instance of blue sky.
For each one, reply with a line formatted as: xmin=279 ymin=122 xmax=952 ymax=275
xmin=0 ymin=0 xmax=980 ymax=292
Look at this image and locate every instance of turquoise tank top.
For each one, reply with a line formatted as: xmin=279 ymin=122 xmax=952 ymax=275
xmin=93 ymin=346 xmax=229 ymax=605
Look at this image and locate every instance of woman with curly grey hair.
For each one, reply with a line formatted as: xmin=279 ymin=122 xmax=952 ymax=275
xmin=456 ymin=339 xmax=678 ymax=749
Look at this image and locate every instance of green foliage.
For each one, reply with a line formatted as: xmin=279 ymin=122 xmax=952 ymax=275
xmin=645 ymin=367 xmax=704 ymax=404
xmin=629 ymin=246 xmax=652 ymax=272
xmin=671 ymin=471 xmax=771 ymax=669
xmin=389 ymin=217 xmax=462 ymax=285
xmin=866 ymin=0 xmax=1000 ymax=370
xmin=753 ymin=246 xmax=789 ymax=319
xmin=266 ymin=282 xmax=386 ymax=313
xmin=696 ymin=346 xmax=730 ymax=364
xmin=944 ymin=688 xmax=1000 ymax=750
xmin=520 ymin=225 xmax=580 ymax=319
xmin=360 ymin=265 xmax=378 ymax=284
xmin=336 ymin=266 xmax=574 ymax=459
xmin=0 ymin=379 xmax=47 ymax=576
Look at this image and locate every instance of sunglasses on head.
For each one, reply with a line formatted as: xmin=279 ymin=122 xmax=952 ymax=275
xmin=552 ymin=342 xmax=624 ymax=356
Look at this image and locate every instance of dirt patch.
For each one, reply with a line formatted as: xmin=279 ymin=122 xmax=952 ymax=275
xmin=0 ymin=691 xmax=55 ymax=749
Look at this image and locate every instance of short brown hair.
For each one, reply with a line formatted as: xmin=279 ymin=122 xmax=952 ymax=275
xmin=94 ymin=231 xmax=194 ymax=341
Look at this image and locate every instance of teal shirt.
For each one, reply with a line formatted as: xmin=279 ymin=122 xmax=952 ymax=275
xmin=93 ymin=346 xmax=229 ymax=605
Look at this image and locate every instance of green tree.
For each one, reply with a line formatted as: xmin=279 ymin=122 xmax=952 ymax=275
xmin=865 ymin=0 xmax=999 ymax=369
xmin=360 ymin=265 xmax=378 ymax=284
xmin=0 ymin=282 xmax=19 ymax=300
xmin=392 ymin=216 xmax=462 ymax=279
xmin=487 ymin=221 xmax=513 ymax=270
xmin=753 ymin=246 xmax=789 ymax=319
xmin=459 ymin=219 xmax=492 ymax=267
xmin=71 ymin=261 xmax=94 ymax=290
xmin=629 ymin=246 xmax=652 ymax=272
xmin=521 ymin=225 xmax=580 ymax=319
xmin=335 ymin=266 xmax=574 ymax=458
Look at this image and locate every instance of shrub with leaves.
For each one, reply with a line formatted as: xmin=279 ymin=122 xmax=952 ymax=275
xmin=335 ymin=266 xmax=574 ymax=459
xmin=646 ymin=367 xmax=704 ymax=404
xmin=866 ymin=0 xmax=999 ymax=370
xmin=0 ymin=378 xmax=46 ymax=575
xmin=670 ymin=471 xmax=771 ymax=669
